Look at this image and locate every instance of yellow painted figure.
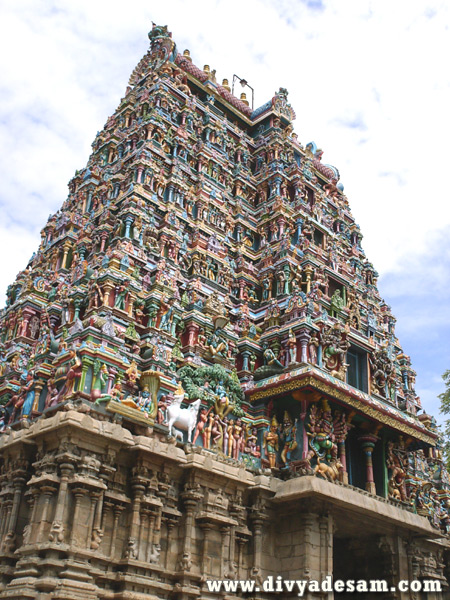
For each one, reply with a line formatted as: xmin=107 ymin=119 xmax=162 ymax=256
xmin=263 ymin=415 xmax=279 ymax=468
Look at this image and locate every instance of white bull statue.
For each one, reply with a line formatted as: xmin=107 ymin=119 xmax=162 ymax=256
xmin=166 ymin=384 xmax=201 ymax=442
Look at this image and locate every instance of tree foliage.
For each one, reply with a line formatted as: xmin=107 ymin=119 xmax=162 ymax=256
xmin=177 ymin=364 xmax=244 ymax=415
xmin=438 ymin=370 xmax=450 ymax=469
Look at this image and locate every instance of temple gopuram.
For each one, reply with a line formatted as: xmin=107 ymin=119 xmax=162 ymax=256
xmin=0 ymin=24 xmax=449 ymax=599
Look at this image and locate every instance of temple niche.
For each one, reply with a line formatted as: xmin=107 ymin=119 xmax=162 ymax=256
xmin=0 ymin=23 xmax=449 ymax=599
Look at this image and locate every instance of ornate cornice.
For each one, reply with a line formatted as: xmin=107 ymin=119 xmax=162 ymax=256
xmin=247 ymin=368 xmax=436 ymax=445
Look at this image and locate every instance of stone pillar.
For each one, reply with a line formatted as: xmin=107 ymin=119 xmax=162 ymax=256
xmin=2 ymin=470 xmax=26 ymax=551
xmin=73 ymin=298 xmax=82 ymax=321
xmin=31 ymin=379 xmax=45 ymax=413
xmin=145 ymin=511 xmax=155 ymax=562
xmin=300 ymin=512 xmax=316 ymax=581
xmin=49 ymin=461 xmax=74 ymax=544
xmin=179 ymin=486 xmax=202 ymax=571
xmin=164 ymin=517 xmax=178 ymax=569
xmin=304 ymin=265 xmax=313 ymax=293
xmin=22 ymin=490 xmax=35 ymax=546
xmin=226 ymin=522 xmax=237 ymax=578
xmin=239 ymin=279 xmax=245 ymax=299
xmin=36 ymin=485 xmax=58 ymax=543
xmin=186 ymin=323 xmax=198 ymax=347
xmin=109 ymin=504 xmax=124 ymax=558
xmin=338 ymin=441 xmax=349 ymax=484
xmin=167 ymin=184 xmax=175 ymax=203
xmin=79 ymin=359 xmax=90 ymax=394
xmin=280 ymin=510 xmax=334 ymax=599
xmin=127 ymin=292 xmax=136 ymax=318
xmin=241 ymin=350 xmax=251 ymax=372
xmin=100 ymin=232 xmax=108 ymax=253
xmin=250 ymin=509 xmax=267 ymax=585
xmin=100 ymin=502 xmax=112 ymax=550
xmin=87 ymin=490 xmax=101 ymax=549
xmin=236 ymin=535 xmax=247 ymax=580
xmin=70 ymin=487 xmax=88 ymax=546
xmin=298 ymin=330 xmax=310 ymax=363
xmin=319 ymin=513 xmax=333 ymax=581
xmin=124 ymin=216 xmax=133 ymax=239
xmin=220 ymin=526 xmax=229 ymax=578
xmin=359 ymin=434 xmax=379 ymax=494
xmin=128 ymin=478 xmax=146 ymax=555
xmin=153 ymin=506 xmax=162 ymax=554
xmin=139 ymin=509 xmax=149 ymax=561
xmin=61 ymin=242 xmax=72 ymax=269
xmin=107 ymin=367 xmax=117 ymax=394
xmin=102 ymin=283 xmax=113 ymax=307
xmin=200 ymin=522 xmax=212 ymax=576
xmin=297 ymin=397 xmax=310 ymax=459
xmin=24 ymin=488 xmax=41 ymax=545
xmin=0 ymin=499 xmax=12 ymax=546
xmin=295 ymin=217 xmax=303 ymax=242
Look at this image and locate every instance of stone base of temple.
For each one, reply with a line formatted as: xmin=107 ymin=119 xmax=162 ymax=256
xmin=0 ymin=407 xmax=449 ymax=600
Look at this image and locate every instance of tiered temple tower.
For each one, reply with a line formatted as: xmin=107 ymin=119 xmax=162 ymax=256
xmin=0 ymin=24 xmax=449 ymax=599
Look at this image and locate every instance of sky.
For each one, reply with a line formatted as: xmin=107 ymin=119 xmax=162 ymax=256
xmin=0 ymin=0 xmax=449 ymax=421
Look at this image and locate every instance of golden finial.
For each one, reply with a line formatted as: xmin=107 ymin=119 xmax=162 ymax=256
xmin=222 ymin=78 xmax=231 ymax=92
xmin=183 ymin=49 xmax=192 ymax=62
xmin=240 ymin=92 xmax=249 ymax=106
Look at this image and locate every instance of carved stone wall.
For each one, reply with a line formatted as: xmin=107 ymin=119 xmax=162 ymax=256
xmin=0 ymin=409 xmax=449 ymax=599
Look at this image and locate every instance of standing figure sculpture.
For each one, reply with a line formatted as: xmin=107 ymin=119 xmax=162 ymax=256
xmin=287 ymin=329 xmax=297 ymax=365
xmin=263 ymin=415 xmax=279 ymax=468
xmin=280 ymin=412 xmax=297 ymax=466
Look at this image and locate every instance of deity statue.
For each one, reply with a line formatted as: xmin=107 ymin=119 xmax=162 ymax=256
xmin=206 ymin=329 xmax=228 ymax=358
xmin=386 ymin=441 xmax=407 ymax=501
xmin=232 ymin=418 xmax=244 ymax=460
xmin=158 ymin=297 xmax=176 ymax=333
xmin=330 ymin=289 xmax=345 ymax=317
xmin=287 ymin=329 xmax=297 ymax=365
xmin=214 ymin=381 xmax=234 ymax=418
xmin=125 ymin=360 xmax=139 ymax=384
xmin=20 ymin=371 xmax=36 ymax=419
xmin=110 ymin=380 xmax=124 ymax=403
xmin=307 ymin=400 xmax=338 ymax=463
xmin=263 ymin=415 xmax=279 ymax=468
xmin=321 ymin=323 xmax=349 ymax=373
xmin=114 ymin=280 xmax=130 ymax=311
xmin=193 ymin=408 xmax=208 ymax=445
xmin=279 ymin=412 xmax=297 ymax=466
xmin=262 ymin=343 xmax=283 ymax=369
xmin=91 ymin=362 xmax=111 ymax=404
xmin=64 ymin=349 xmax=83 ymax=396
xmin=262 ymin=275 xmax=272 ymax=301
